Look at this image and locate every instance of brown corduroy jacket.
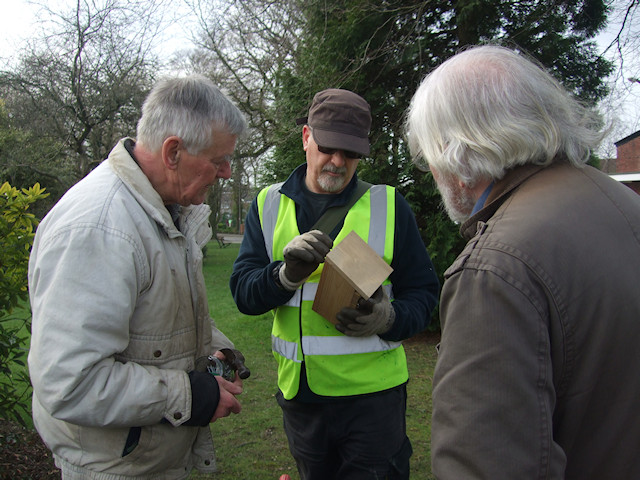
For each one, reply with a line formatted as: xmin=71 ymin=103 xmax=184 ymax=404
xmin=432 ymin=162 xmax=640 ymax=480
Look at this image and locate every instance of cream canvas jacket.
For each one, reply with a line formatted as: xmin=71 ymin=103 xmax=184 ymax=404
xmin=28 ymin=139 xmax=233 ymax=479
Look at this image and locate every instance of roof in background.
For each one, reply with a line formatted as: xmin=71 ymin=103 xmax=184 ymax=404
xmin=614 ymin=130 xmax=640 ymax=147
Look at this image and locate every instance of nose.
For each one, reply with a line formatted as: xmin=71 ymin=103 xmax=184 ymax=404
xmin=329 ymin=151 xmax=347 ymax=167
xmin=217 ymin=160 xmax=231 ymax=179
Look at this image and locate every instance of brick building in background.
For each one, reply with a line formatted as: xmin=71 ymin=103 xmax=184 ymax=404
xmin=609 ymin=130 xmax=640 ymax=194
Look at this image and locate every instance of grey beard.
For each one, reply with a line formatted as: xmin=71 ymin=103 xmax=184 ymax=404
xmin=436 ymin=178 xmax=475 ymax=224
xmin=317 ymin=168 xmax=347 ymax=193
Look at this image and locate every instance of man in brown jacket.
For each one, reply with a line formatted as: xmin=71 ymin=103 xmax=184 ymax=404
xmin=406 ymin=45 xmax=640 ymax=479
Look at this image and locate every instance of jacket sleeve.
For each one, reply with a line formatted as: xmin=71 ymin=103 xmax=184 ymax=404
xmin=28 ymin=225 xmax=191 ymax=428
xmin=229 ymin=198 xmax=295 ymax=315
xmin=431 ymin=264 xmax=563 ymax=479
xmin=380 ymin=191 xmax=440 ymax=341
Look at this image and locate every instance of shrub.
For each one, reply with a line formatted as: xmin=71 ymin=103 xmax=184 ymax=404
xmin=0 ymin=182 xmax=48 ymax=425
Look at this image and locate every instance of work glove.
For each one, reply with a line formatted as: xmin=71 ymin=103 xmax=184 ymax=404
xmin=335 ymin=286 xmax=395 ymax=337
xmin=279 ymin=230 xmax=333 ymax=291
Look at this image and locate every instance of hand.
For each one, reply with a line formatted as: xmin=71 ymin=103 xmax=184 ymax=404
xmin=211 ymin=375 xmax=242 ymax=422
xmin=218 ymin=348 xmax=251 ymax=379
xmin=335 ymin=286 xmax=395 ymax=337
xmin=279 ymin=230 xmax=333 ymax=290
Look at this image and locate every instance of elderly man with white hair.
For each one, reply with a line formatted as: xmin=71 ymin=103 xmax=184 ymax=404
xmin=406 ymin=45 xmax=640 ymax=480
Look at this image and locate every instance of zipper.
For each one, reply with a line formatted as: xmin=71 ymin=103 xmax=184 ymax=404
xmin=298 ymin=283 xmax=305 ymax=357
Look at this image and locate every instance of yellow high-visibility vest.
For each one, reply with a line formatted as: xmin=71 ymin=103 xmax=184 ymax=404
xmin=257 ymin=183 xmax=408 ymax=399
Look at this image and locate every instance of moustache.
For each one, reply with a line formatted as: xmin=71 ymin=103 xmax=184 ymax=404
xmin=322 ymin=166 xmax=347 ymax=175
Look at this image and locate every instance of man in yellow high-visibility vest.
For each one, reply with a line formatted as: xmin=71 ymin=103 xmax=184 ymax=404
xmin=231 ymin=88 xmax=439 ymax=479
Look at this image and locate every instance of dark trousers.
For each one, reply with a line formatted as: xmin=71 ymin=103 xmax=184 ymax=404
xmin=276 ymin=385 xmax=412 ymax=480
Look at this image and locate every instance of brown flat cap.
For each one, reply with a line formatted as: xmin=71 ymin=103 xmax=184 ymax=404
xmin=297 ymin=89 xmax=371 ymax=156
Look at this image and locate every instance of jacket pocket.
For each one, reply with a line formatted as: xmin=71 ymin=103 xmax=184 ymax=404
xmin=122 ymin=426 xmax=142 ymax=457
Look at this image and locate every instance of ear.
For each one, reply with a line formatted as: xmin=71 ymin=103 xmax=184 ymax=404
xmin=302 ymin=125 xmax=311 ymax=152
xmin=162 ymin=136 xmax=182 ymax=170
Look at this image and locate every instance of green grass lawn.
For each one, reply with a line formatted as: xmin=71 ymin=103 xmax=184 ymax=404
xmin=4 ymin=241 xmax=438 ymax=479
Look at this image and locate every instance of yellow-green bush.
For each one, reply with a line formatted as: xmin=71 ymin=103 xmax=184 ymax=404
xmin=0 ymin=182 xmax=48 ymax=425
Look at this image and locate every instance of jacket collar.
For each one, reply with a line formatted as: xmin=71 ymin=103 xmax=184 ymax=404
xmin=107 ymin=138 xmax=211 ymax=241
xmin=459 ymin=164 xmax=546 ymax=239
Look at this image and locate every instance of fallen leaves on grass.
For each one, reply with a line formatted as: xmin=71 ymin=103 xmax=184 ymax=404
xmin=0 ymin=419 xmax=58 ymax=480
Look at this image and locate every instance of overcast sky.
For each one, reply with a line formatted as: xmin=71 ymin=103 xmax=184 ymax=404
xmin=1 ymin=0 xmax=638 ymax=157
xmin=0 ymin=0 xmax=194 ymax=63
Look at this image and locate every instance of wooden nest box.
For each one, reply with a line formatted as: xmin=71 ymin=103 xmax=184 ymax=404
xmin=312 ymin=231 xmax=393 ymax=324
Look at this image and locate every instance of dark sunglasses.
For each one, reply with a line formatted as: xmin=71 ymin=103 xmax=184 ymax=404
xmin=317 ymin=145 xmax=362 ymax=159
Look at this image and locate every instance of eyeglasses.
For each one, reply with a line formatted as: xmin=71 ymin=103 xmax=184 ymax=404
xmin=316 ymin=145 xmax=362 ymax=159
xmin=309 ymin=127 xmax=363 ymax=159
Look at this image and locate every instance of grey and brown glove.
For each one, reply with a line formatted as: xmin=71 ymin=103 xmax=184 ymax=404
xmin=335 ymin=286 xmax=395 ymax=337
xmin=278 ymin=230 xmax=333 ymax=291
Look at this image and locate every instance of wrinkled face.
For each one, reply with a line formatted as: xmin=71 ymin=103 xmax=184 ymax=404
xmin=303 ymin=126 xmax=360 ymax=194
xmin=173 ymin=130 xmax=236 ymax=206
xmin=430 ymin=166 xmax=476 ymax=224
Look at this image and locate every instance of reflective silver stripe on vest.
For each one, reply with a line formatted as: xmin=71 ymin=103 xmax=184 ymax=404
xmin=272 ymin=334 xmax=400 ymax=362
xmin=262 ymin=183 xmax=284 ymax=262
xmin=383 ymin=283 xmax=394 ymax=300
xmin=285 ymin=283 xmax=393 ymax=307
xmin=368 ymin=185 xmax=387 ymax=256
xmin=284 ymin=283 xmax=318 ymax=307
xmin=303 ymin=335 xmax=401 ymax=356
xmin=272 ymin=335 xmax=301 ymax=363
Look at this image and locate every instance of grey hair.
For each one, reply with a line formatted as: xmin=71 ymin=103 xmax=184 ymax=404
xmin=406 ymin=45 xmax=605 ymax=185
xmin=136 ymin=75 xmax=247 ymax=154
